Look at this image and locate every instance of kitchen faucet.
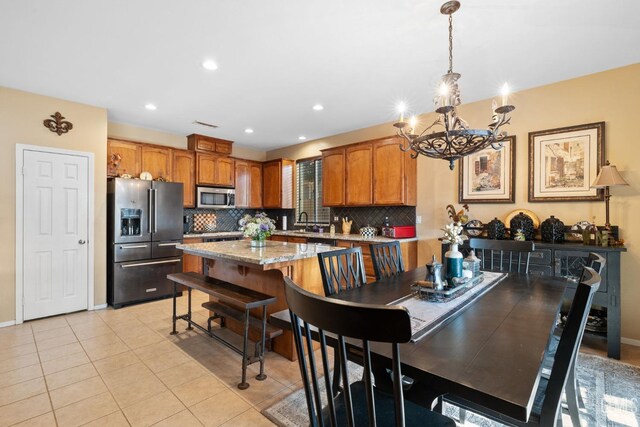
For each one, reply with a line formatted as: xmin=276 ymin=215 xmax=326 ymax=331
xmin=298 ymin=211 xmax=309 ymax=232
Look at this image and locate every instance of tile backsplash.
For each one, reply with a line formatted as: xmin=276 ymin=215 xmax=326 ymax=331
xmin=183 ymin=208 xmax=295 ymax=233
xmin=330 ymin=206 xmax=416 ymax=233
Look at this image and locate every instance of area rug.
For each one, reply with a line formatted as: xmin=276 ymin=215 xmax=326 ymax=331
xmin=262 ymin=353 xmax=640 ymax=426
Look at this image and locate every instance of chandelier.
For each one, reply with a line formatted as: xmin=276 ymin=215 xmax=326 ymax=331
xmin=394 ymin=1 xmax=515 ymax=170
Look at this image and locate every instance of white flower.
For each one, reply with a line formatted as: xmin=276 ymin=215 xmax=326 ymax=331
xmin=441 ymin=221 xmax=468 ymax=245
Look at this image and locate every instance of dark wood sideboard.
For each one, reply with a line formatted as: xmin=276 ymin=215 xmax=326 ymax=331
xmin=442 ymin=241 xmax=626 ymax=359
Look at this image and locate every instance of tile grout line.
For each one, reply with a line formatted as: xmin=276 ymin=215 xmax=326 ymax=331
xmin=27 ymin=319 xmax=59 ymax=427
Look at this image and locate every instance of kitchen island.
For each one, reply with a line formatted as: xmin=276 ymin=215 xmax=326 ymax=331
xmin=176 ymin=239 xmax=341 ymax=360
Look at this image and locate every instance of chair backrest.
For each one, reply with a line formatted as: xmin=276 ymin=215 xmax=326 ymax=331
xmin=539 ymin=266 xmax=601 ymax=425
xmin=469 ymin=238 xmax=535 ymax=273
xmin=284 ymin=276 xmax=412 ymax=427
xmin=369 ymin=241 xmax=405 ymax=281
xmin=317 ymin=247 xmax=367 ymax=296
xmin=587 ymin=252 xmax=606 ymax=275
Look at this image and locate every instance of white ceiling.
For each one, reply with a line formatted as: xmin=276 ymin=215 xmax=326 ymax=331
xmin=1 ymin=1 xmax=638 ymax=151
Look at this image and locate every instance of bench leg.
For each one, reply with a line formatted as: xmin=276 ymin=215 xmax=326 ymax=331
xmin=170 ymin=282 xmax=178 ymax=335
xmin=186 ymin=288 xmax=193 ymax=331
xmin=237 ymin=308 xmax=251 ymax=390
xmin=256 ymin=306 xmax=267 ymax=381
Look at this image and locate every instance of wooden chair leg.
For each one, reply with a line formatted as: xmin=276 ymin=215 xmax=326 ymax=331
xmin=565 ymin=363 xmax=582 ymax=427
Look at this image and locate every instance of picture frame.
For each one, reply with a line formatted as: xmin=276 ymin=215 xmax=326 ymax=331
xmin=528 ymin=122 xmax=605 ymax=202
xmin=458 ymin=135 xmax=515 ymax=203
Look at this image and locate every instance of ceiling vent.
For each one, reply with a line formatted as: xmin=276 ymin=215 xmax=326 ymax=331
xmin=192 ymin=120 xmax=219 ymax=129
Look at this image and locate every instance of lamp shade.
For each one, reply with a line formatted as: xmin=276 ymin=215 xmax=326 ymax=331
xmin=592 ymin=161 xmax=629 ymax=188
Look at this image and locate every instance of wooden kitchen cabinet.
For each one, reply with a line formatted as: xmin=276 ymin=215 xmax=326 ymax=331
xmin=263 ymin=159 xmax=295 ymax=209
xmin=249 ymin=162 xmax=262 ymax=208
xmin=187 ymin=134 xmax=233 ymax=155
xmin=196 ymin=153 xmax=235 ymax=187
xmin=234 ymin=160 xmax=250 ymax=208
xmin=172 ymin=150 xmax=195 ymax=207
xmin=345 ymin=144 xmax=373 ymax=206
xmin=107 ymin=139 xmax=141 ymax=177
xmin=182 ymin=238 xmax=203 ymax=274
xmin=141 ymin=146 xmax=172 ymax=181
xmin=373 ymin=137 xmax=417 ymax=206
xmin=321 ymin=147 xmax=345 ymax=206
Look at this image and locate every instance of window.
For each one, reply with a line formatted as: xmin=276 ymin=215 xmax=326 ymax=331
xmin=296 ymin=158 xmax=330 ymax=225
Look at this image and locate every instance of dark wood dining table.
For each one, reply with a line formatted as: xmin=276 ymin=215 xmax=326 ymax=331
xmin=271 ymin=266 xmax=568 ymax=423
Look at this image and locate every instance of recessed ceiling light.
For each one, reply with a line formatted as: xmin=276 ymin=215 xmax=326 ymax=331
xmin=312 ymin=104 xmax=324 ymax=111
xmin=244 ymin=128 xmax=254 ymax=134
xmin=145 ymin=103 xmax=157 ymax=111
xmin=202 ymin=60 xmax=218 ymax=71
xmin=298 ymin=136 xmax=307 ymax=141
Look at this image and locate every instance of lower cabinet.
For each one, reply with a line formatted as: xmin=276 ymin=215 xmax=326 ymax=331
xmin=182 ymin=238 xmax=203 ymax=274
xmin=447 ymin=241 xmax=626 ymax=359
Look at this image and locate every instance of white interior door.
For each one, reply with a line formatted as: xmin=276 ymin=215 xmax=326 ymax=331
xmin=22 ymin=150 xmax=89 ymax=320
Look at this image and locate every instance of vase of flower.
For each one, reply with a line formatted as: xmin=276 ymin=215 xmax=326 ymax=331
xmin=239 ymin=212 xmax=275 ymax=246
xmin=442 ymin=221 xmax=467 ymax=285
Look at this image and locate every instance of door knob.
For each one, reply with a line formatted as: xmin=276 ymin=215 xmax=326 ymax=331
xmin=78 ymin=240 xmax=86 ymax=244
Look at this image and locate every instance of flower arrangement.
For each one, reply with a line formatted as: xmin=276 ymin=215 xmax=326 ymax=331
xmin=239 ymin=212 xmax=275 ymax=241
xmin=441 ymin=222 xmax=468 ymax=246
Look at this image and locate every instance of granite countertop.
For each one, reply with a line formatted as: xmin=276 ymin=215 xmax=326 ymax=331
xmin=177 ymin=240 xmax=342 ymax=265
xmin=183 ymin=230 xmax=417 ymax=243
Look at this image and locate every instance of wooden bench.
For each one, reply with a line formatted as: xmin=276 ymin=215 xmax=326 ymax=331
xmin=167 ymin=272 xmax=280 ymax=389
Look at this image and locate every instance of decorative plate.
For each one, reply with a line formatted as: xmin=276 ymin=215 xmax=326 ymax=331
xmin=505 ymin=209 xmax=540 ymax=229
xmin=465 ymin=219 xmax=484 ymax=236
xmin=140 ymin=171 xmax=153 ymax=181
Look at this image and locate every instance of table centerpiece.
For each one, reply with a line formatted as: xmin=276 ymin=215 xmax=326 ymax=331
xmin=239 ymin=212 xmax=275 ymax=247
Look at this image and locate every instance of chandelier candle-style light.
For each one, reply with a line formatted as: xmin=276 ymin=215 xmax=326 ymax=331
xmin=394 ymin=1 xmax=515 ymax=170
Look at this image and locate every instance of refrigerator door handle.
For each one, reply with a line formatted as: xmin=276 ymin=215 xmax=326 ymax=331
xmin=153 ymin=189 xmax=158 ymax=233
xmin=157 ymin=242 xmax=180 ymax=247
xmin=148 ymin=188 xmax=153 ymax=233
xmin=121 ymin=258 xmax=182 ymax=268
xmin=119 ymin=244 xmax=148 ymax=249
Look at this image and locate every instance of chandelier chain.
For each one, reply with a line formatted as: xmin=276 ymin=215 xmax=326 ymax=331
xmin=448 ymin=13 xmax=453 ymax=74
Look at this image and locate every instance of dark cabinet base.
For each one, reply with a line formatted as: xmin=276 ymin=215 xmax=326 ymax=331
xmin=443 ymin=241 xmax=626 ymax=359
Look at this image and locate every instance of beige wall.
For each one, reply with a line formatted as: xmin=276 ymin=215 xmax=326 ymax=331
xmin=0 ymin=86 xmax=108 ymax=323
xmin=108 ymin=122 xmax=267 ymax=162
xmin=268 ymin=63 xmax=640 ymax=342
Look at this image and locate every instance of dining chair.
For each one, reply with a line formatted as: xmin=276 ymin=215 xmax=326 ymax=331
xmin=318 ymin=247 xmax=367 ymax=296
xmin=469 ymin=238 xmax=535 ymax=274
xmin=543 ymin=252 xmax=606 ymax=427
xmin=317 ymin=247 xmax=368 ymax=396
xmin=369 ymin=241 xmax=405 ymax=281
xmin=439 ymin=266 xmax=601 ymax=427
xmin=283 ymin=276 xmax=456 ymax=427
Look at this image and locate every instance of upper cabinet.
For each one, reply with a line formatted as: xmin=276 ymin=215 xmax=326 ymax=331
xmin=107 ymin=139 xmax=141 ymax=177
xmin=321 ymin=148 xmax=345 ymax=206
xmin=141 ymin=146 xmax=172 ymax=181
xmin=321 ymin=136 xmax=416 ymax=207
xmin=187 ymin=134 xmax=233 ymax=155
xmin=345 ymin=144 xmax=373 ymax=206
xmin=196 ymin=153 xmax=234 ymax=187
xmin=372 ymin=137 xmax=416 ymax=206
xmin=172 ymin=150 xmax=196 ymax=207
xmin=235 ymin=160 xmax=263 ymax=209
xmin=263 ymin=159 xmax=295 ymax=209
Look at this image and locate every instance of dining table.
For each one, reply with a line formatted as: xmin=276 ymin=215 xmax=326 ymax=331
xmin=270 ymin=266 xmax=568 ymax=423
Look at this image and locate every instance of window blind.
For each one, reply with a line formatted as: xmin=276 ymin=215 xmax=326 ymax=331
xmin=296 ymin=159 xmax=330 ymax=224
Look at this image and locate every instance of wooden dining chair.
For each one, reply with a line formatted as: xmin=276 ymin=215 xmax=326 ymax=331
xmin=440 ymin=266 xmax=601 ymax=427
xmin=543 ymin=252 xmax=606 ymax=427
xmin=317 ymin=247 xmax=367 ymax=296
xmin=283 ymin=276 xmax=456 ymax=427
xmin=469 ymin=238 xmax=535 ymax=274
xmin=369 ymin=241 xmax=405 ymax=281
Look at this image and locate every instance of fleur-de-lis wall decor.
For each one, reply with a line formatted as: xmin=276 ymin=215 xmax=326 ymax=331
xmin=43 ymin=112 xmax=73 ymax=135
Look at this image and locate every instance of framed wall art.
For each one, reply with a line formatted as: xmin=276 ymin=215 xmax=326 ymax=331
xmin=528 ymin=122 xmax=604 ymax=202
xmin=458 ymin=135 xmax=515 ymax=203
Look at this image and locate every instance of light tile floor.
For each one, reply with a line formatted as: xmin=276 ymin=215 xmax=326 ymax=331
xmin=1 ymin=291 xmax=639 ymax=426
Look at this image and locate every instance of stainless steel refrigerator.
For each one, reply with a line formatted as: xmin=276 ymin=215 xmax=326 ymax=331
xmin=107 ymin=178 xmax=184 ymax=308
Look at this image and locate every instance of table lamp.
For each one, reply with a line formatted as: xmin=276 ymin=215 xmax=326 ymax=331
xmin=591 ymin=161 xmax=629 ymax=229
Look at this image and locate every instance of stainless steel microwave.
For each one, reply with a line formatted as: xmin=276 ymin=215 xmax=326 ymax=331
xmin=196 ymin=187 xmax=235 ymax=209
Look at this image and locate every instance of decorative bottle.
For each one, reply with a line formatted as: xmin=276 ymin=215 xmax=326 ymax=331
xmin=445 ymin=243 xmax=463 ymax=285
